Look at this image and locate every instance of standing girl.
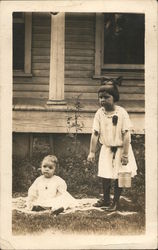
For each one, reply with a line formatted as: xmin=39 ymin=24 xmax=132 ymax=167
xmin=87 ymin=77 xmax=137 ymax=211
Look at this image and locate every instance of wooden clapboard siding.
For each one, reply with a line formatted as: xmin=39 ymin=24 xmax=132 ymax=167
xmin=13 ymin=91 xmax=48 ymax=99
xmin=14 ymin=84 xmax=49 ymax=91
xmin=32 ymin=70 xmax=49 ymax=77
xmin=13 ymin=77 xmax=144 ymax=87
xmin=14 ymin=84 xmax=144 ymax=94
xmin=65 ymin=93 xmax=144 ymax=100
xmin=13 ymin=11 xmax=145 ymax=103
xmin=32 ymin=63 xmax=49 ymax=70
xmin=65 ymin=85 xmax=144 ymax=94
xmin=32 ymin=56 xmax=50 ymax=63
xmin=30 ymin=55 xmax=94 ymax=64
xmin=64 ymin=13 xmax=145 ymax=104
xmin=65 ymin=56 xmax=94 ymax=63
xmin=32 ymin=63 xmax=93 ymax=71
xmin=32 ymin=13 xmax=51 ymax=71
xmin=15 ymin=69 xmax=94 ymax=78
xmin=65 ymin=13 xmax=95 ymax=84
xmin=65 ymin=71 xmax=93 ymax=78
xmin=13 ymin=76 xmax=144 ymax=102
xmin=32 ymin=26 xmax=51 ymax=34
xmin=64 ymin=76 xmax=145 ymax=100
xmin=66 ymin=64 xmax=94 ymax=71
xmin=66 ymin=35 xmax=94 ymax=42
xmin=32 ymin=48 xmax=50 ymax=56
xmin=13 ymin=12 xmax=145 ymax=122
xmin=32 ymin=41 xmax=50 ymax=48
xmin=65 ymin=49 xmax=94 ymax=56
xmin=66 ymin=42 xmax=94 ymax=50
xmin=33 ymin=34 xmax=50 ymax=41
xmin=13 ymin=77 xmax=49 ymax=84
xmin=65 ymin=78 xmax=144 ymax=86
xmin=13 ymin=12 xmax=51 ymax=100
xmin=101 ymin=69 xmax=144 ymax=80
xmin=32 ymin=12 xmax=51 ymax=25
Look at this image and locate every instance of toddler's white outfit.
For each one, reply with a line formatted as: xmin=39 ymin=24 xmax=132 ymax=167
xmin=27 ymin=175 xmax=77 ymax=211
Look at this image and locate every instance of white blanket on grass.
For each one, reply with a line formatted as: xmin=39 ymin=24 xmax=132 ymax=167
xmin=12 ymin=196 xmax=137 ymax=216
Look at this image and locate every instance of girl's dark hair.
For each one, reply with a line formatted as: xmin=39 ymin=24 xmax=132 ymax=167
xmin=98 ymin=77 xmax=123 ymax=102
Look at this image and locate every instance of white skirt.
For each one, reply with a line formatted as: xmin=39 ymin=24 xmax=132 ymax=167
xmin=98 ymin=144 xmax=137 ymax=179
xmin=32 ymin=191 xmax=78 ymax=211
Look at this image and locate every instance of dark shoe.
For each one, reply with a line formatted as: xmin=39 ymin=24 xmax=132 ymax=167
xmin=93 ymin=199 xmax=110 ymax=208
xmin=104 ymin=201 xmax=120 ymax=212
xmin=51 ymin=207 xmax=64 ymax=216
xmin=32 ymin=205 xmax=51 ymax=212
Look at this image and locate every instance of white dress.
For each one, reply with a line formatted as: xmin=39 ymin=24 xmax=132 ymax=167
xmin=27 ymin=175 xmax=77 ymax=210
xmin=92 ymin=105 xmax=137 ymax=179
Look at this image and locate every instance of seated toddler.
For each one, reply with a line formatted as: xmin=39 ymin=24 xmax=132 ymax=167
xmin=27 ymin=155 xmax=77 ymax=214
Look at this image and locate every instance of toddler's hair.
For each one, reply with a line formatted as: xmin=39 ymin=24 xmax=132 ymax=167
xmin=98 ymin=76 xmax=123 ymax=102
xmin=41 ymin=155 xmax=58 ymax=167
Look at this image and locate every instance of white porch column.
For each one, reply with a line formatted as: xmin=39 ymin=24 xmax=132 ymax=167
xmin=47 ymin=12 xmax=66 ymax=105
xmin=94 ymin=13 xmax=103 ymax=77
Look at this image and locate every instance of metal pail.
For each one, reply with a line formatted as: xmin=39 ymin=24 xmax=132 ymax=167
xmin=118 ymin=172 xmax=131 ymax=188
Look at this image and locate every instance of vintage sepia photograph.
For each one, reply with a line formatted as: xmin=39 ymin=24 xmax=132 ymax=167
xmin=0 ymin=0 xmax=157 ymax=249
xmin=12 ymin=10 xmax=145 ymax=233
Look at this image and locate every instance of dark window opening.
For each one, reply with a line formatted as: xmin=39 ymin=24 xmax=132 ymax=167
xmin=13 ymin=12 xmax=25 ymax=70
xmin=103 ymin=13 xmax=145 ymax=65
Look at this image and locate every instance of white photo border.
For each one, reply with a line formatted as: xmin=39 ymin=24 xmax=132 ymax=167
xmin=0 ymin=0 xmax=157 ymax=249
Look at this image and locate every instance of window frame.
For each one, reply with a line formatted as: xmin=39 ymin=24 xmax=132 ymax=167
xmin=94 ymin=13 xmax=144 ymax=77
xmin=13 ymin=12 xmax=32 ymax=77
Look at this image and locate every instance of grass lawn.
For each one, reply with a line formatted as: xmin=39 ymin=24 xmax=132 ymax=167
xmin=12 ymin=194 xmax=145 ymax=236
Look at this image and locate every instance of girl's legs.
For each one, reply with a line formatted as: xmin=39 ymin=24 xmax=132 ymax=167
xmin=105 ymin=179 xmax=122 ymax=211
xmin=102 ymin=178 xmax=111 ymax=205
xmin=93 ymin=178 xmax=111 ymax=207
xmin=113 ymin=179 xmax=122 ymax=203
xmin=102 ymin=178 xmax=122 ymax=206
